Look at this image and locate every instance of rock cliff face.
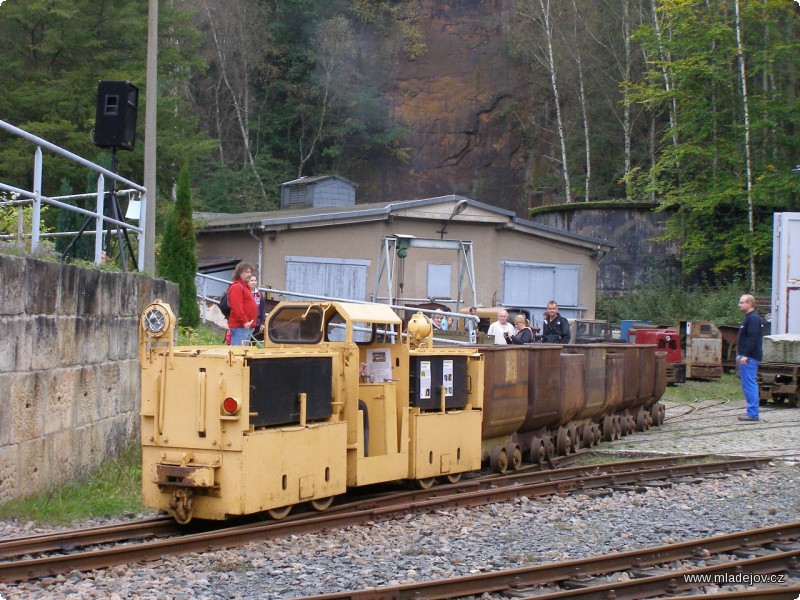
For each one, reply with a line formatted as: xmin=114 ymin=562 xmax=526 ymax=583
xmin=351 ymin=0 xmax=534 ymax=214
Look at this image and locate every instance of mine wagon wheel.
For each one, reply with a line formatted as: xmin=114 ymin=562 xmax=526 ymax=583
xmin=489 ymin=445 xmax=509 ymax=473
xmin=651 ymin=403 xmax=666 ymax=426
xmin=308 ymin=496 xmax=334 ymax=512
xmin=622 ymin=414 xmax=634 ymax=436
xmin=602 ymin=417 xmax=614 ymax=442
xmin=505 ymin=442 xmax=523 ymax=470
xmin=580 ymin=423 xmax=593 ymax=449
xmin=568 ymin=424 xmax=579 ymax=453
xmin=267 ymin=505 xmax=293 ymax=520
xmin=613 ymin=415 xmax=622 ymax=440
xmin=414 ymin=477 xmax=436 ymax=490
xmin=441 ymin=473 xmax=462 ymax=484
xmin=635 ymin=408 xmax=648 ymax=431
xmin=543 ymin=435 xmax=555 ymax=460
xmin=529 ymin=436 xmax=546 ymax=464
xmin=556 ymin=426 xmax=572 ymax=456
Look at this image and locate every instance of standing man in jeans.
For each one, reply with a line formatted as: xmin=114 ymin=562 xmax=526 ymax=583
xmin=736 ymin=293 xmax=763 ymax=422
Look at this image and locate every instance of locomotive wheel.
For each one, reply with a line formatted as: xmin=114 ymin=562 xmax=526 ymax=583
xmin=442 ymin=472 xmax=462 ymax=484
xmin=414 ymin=477 xmax=436 ymax=490
xmin=505 ymin=442 xmax=523 ymax=470
xmin=490 ymin=445 xmax=509 ymax=473
xmin=268 ymin=505 xmax=292 ymax=520
xmin=645 ymin=411 xmax=653 ymax=429
xmin=602 ymin=417 xmax=614 ymax=442
xmin=592 ymin=423 xmax=602 ymax=446
xmin=308 ymin=496 xmax=334 ymax=512
xmin=170 ymin=489 xmax=194 ymax=525
xmin=529 ymin=436 xmax=546 ymax=464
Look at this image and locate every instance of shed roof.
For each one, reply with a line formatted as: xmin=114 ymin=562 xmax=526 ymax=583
xmin=279 ymin=174 xmax=357 ymax=187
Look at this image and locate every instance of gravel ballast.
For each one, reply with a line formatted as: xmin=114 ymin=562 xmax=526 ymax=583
xmin=1 ymin=463 xmax=799 ymax=599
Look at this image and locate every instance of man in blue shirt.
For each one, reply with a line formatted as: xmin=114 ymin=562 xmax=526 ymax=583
xmin=736 ymin=294 xmax=763 ymax=422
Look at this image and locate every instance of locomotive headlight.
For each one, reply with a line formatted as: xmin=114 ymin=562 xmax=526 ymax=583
xmin=141 ymin=301 xmax=174 ymax=338
xmin=222 ymin=396 xmax=241 ymax=415
xmin=665 ymin=335 xmax=672 ymax=342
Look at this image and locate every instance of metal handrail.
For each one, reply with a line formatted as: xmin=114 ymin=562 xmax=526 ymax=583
xmin=0 ymin=120 xmax=147 ymax=271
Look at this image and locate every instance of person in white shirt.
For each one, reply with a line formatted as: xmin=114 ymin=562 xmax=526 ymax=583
xmin=487 ymin=309 xmax=514 ymax=344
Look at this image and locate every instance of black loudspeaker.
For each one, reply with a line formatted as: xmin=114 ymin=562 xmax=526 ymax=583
xmin=94 ymin=81 xmax=138 ymax=151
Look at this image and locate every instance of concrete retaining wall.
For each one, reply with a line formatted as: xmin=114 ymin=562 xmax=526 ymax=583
xmin=0 ymin=254 xmax=178 ymax=504
xmin=530 ymin=203 xmax=681 ymax=296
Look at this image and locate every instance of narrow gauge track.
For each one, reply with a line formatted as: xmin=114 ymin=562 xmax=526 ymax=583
xmin=299 ymin=522 xmax=800 ymax=600
xmin=0 ymin=451 xmax=586 ymax=564
xmin=0 ymin=455 xmax=771 ymax=583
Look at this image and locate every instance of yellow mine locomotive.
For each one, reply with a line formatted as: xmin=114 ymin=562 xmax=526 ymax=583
xmin=140 ymin=299 xmax=666 ymax=524
xmin=140 ymin=300 xmax=484 ymax=523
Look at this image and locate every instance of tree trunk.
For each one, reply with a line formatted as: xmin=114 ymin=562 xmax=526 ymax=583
xmin=734 ymin=0 xmax=756 ymax=291
xmin=537 ymin=0 xmax=572 ymax=202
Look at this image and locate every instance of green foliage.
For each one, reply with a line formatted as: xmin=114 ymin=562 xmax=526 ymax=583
xmin=628 ymin=0 xmax=800 ymax=285
xmin=178 ymin=323 xmax=227 ymax=346
xmin=597 ymin=282 xmax=769 ymax=328
xmin=157 ymin=165 xmax=199 ymax=327
xmin=0 ymin=0 xmax=210 ymax=228
xmin=0 ymin=444 xmax=144 ymax=525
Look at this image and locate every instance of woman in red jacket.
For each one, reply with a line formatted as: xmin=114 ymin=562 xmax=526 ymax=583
xmin=227 ymin=262 xmax=258 ymax=346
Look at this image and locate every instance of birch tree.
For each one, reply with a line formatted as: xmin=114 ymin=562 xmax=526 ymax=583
xmin=734 ymin=0 xmax=756 ymax=291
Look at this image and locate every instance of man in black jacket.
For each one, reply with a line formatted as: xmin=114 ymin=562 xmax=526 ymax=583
xmin=736 ymin=294 xmax=763 ymax=422
xmin=542 ymin=301 xmax=571 ymax=343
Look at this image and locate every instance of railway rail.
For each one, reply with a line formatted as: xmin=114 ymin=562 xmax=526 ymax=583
xmin=0 ymin=455 xmax=770 ymax=584
xmin=300 ymin=522 xmax=800 ymax=599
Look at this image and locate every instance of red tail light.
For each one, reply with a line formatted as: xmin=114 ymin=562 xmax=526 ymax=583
xmin=222 ymin=397 xmax=241 ymax=415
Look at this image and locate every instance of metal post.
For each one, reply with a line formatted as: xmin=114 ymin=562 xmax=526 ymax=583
xmin=31 ymin=147 xmax=43 ymax=251
xmin=95 ymin=175 xmax=105 ymax=264
xmin=143 ymin=0 xmax=159 ymax=273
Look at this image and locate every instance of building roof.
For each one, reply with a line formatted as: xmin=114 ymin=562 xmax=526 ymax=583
xmin=278 ymin=174 xmax=357 ymax=187
xmin=194 ymin=195 xmax=614 ymax=251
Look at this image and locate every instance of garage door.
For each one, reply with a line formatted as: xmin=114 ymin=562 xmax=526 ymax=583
xmin=502 ymin=261 xmax=580 ymax=314
xmin=285 ymin=256 xmax=369 ymax=301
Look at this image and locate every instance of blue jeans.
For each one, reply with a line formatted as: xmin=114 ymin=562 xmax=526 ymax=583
xmin=230 ymin=327 xmax=253 ymax=347
xmin=738 ymin=356 xmax=760 ymax=418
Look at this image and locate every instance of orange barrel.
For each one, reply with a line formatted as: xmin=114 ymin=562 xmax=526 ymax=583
xmin=653 ymin=351 xmax=667 ymax=402
xmin=518 ymin=344 xmax=562 ymax=432
xmin=605 ymin=344 xmax=641 ymax=411
xmin=562 ymin=344 xmax=608 ymax=421
xmin=637 ymin=344 xmax=656 ymax=405
xmin=604 ymin=352 xmax=625 ymax=416
xmin=479 ymin=345 xmax=529 ymax=439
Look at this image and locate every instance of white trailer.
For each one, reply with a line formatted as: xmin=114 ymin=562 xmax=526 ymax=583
xmin=771 ymin=212 xmax=800 ymax=334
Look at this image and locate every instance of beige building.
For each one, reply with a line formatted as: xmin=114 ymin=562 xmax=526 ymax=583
xmin=195 ymin=193 xmax=612 ymax=325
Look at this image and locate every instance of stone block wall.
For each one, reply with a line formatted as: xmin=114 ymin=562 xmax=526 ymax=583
xmin=0 ymin=254 xmax=178 ymax=505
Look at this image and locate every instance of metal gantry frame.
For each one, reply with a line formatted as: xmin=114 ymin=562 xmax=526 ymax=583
xmin=373 ymin=235 xmax=478 ymax=313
